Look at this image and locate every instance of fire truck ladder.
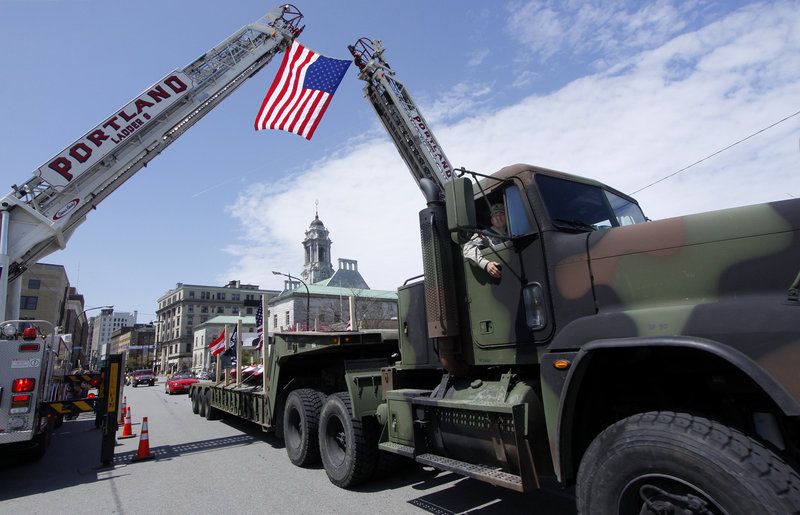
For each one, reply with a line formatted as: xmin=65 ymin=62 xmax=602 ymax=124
xmin=0 ymin=5 xmax=304 ymax=318
xmin=349 ymin=38 xmax=453 ymax=197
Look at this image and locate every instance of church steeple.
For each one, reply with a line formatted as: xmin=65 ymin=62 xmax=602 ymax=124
xmin=301 ymin=204 xmax=334 ymax=284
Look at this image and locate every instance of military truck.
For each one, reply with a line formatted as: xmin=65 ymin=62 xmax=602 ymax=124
xmin=195 ymin=34 xmax=800 ymax=515
xmin=343 ymin=39 xmax=800 ymax=513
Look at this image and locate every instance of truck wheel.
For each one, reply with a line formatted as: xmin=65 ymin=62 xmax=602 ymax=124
xmin=20 ymin=419 xmax=54 ymax=463
xmin=205 ymin=390 xmax=220 ymax=420
xmin=198 ymin=390 xmax=207 ymax=418
xmin=283 ymin=389 xmax=324 ymax=467
xmin=318 ymin=392 xmax=377 ymax=488
xmin=576 ymin=411 xmax=800 ymax=515
xmin=191 ymin=391 xmax=200 ymax=414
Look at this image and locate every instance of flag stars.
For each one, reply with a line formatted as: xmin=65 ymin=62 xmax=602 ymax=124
xmin=305 ymin=56 xmax=351 ymax=94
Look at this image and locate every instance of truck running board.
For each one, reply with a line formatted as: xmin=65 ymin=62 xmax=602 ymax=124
xmin=415 ymin=453 xmax=524 ymax=492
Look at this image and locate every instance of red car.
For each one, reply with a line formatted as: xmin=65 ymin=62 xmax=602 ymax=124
xmin=165 ymin=372 xmax=198 ymax=395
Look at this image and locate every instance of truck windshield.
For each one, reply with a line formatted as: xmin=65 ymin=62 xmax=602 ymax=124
xmin=535 ymin=174 xmax=645 ymax=231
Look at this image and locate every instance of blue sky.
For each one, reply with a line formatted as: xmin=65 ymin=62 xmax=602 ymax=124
xmin=1 ymin=0 xmax=798 ymax=322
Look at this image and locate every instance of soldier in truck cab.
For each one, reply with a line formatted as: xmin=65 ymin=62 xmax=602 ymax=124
xmin=462 ymin=203 xmax=507 ymax=279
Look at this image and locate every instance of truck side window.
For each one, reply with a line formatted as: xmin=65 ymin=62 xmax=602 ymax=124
xmin=505 ymin=186 xmax=532 ymax=237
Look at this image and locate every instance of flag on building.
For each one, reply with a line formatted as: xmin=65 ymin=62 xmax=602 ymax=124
xmin=254 ymin=40 xmax=351 ymax=140
xmin=209 ymin=330 xmax=226 ymax=356
xmin=255 ymin=301 xmax=264 ymax=351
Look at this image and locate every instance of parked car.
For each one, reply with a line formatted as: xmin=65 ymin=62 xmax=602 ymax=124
xmin=131 ymin=369 xmax=156 ymax=387
xmin=196 ymin=371 xmax=214 ymax=381
xmin=165 ymin=372 xmax=198 ymax=395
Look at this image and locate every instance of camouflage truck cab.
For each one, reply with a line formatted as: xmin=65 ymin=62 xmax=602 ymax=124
xmin=379 ymin=164 xmax=800 ymax=513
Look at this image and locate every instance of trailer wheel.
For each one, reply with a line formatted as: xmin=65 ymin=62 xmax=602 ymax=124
xmin=198 ymin=389 xmax=207 ymax=418
xmin=319 ymin=392 xmax=377 ymax=488
xmin=191 ymin=391 xmax=200 ymax=414
xmin=283 ymin=389 xmax=324 ymax=467
xmin=205 ymin=390 xmax=220 ymax=420
xmin=576 ymin=411 xmax=800 ymax=515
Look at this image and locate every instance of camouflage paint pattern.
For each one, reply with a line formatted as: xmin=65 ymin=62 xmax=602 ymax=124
xmin=416 ymin=163 xmax=800 ymax=483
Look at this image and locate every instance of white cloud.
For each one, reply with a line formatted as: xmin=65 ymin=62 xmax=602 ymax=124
xmin=506 ymin=0 xmax=692 ymax=65
xmin=223 ymin=1 xmax=800 ymax=293
xmin=468 ymin=48 xmax=491 ymax=67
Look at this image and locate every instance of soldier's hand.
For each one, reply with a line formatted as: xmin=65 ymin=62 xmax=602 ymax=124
xmin=486 ymin=261 xmax=502 ymax=278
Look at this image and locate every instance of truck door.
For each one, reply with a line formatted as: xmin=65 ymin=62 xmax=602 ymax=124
xmin=462 ymin=183 xmax=553 ymax=358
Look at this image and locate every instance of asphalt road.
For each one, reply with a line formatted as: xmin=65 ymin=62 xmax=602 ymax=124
xmin=0 ymin=379 xmax=577 ymax=514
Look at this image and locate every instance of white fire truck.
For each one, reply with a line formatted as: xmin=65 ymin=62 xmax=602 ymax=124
xmin=0 ymin=320 xmax=63 ymax=461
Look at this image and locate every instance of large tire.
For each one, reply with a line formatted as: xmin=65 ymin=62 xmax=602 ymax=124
xmin=20 ymin=419 xmax=54 ymax=463
xmin=198 ymin=390 xmax=207 ymax=418
xmin=191 ymin=391 xmax=200 ymax=414
xmin=318 ymin=392 xmax=377 ymax=488
xmin=283 ymin=389 xmax=324 ymax=467
xmin=576 ymin=411 xmax=800 ymax=515
xmin=205 ymin=390 xmax=220 ymax=420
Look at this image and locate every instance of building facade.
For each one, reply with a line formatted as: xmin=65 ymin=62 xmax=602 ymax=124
xmin=156 ymin=281 xmax=278 ymax=373
xmin=268 ymin=283 xmax=397 ymax=333
xmin=269 ymin=215 xmax=397 ymax=334
xmin=18 ymin=263 xmax=89 ymax=369
xmin=109 ymin=324 xmax=156 ymax=371
xmin=92 ymin=309 xmax=137 ymax=367
xmin=192 ymin=315 xmax=257 ymax=374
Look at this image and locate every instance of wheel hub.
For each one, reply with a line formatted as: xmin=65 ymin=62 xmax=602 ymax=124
xmin=621 ymin=475 xmax=725 ymax=515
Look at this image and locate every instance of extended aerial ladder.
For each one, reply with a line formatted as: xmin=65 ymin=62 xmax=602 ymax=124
xmin=0 ymin=5 xmax=305 ymax=319
xmin=348 ymin=38 xmax=454 ymax=196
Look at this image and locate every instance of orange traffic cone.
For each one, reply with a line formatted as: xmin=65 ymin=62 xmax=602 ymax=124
xmin=119 ymin=396 xmax=127 ymax=425
xmin=131 ymin=417 xmax=154 ymax=462
xmin=119 ymin=406 xmax=137 ymax=439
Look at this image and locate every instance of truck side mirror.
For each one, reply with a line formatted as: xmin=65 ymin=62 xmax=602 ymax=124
xmin=445 ymin=177 xmax=476 ymax=232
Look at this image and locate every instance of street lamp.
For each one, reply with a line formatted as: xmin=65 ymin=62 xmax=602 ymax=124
xmin=272 ymin=271 xmax=309 ymax=331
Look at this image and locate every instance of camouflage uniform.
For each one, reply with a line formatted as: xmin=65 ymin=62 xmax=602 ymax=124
xmin=462 ymin=229 xmax=504 ymax=271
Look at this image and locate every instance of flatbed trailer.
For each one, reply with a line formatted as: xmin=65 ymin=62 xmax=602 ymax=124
xmin=189 ymin=329 xmax=409 ymax=482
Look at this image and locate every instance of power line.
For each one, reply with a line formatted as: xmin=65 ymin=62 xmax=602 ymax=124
xmin=630 ymin=109 xmax=800 ymax=195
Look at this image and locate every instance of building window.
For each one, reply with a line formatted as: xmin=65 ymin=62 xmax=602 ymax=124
xmin=188 ymin=317 xmax=193 ymax=325
xmin=232 ymin=307 xmax=239 ymax=315
xmin=285 ymin=312 xmax=290 ymax=325
xmin=189 ymin=291 xmax=195 ymax=299
xmin=246 ymin=307 xmax=253 ymax=315
xmin=217 ymin=307 xmax=224 ymax=314
xmin=201 ymin=306 xmax=208 ymax=313
xmin=218 ymin=293 xmax=225 ymax=300
xmin=20 ymin=296 xmax=38 ymax=310
xmin=273 ymin=314 xmax=278 ymax=326
xmin=188 ymin=306 xmax=194 ymax=313
xmin=27 ymin=279 xmax=41 ymax=289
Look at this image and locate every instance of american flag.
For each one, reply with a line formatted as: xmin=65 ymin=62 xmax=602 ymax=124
xmin=254 ymin=40 xmax=351 ymax=139
xmin=209 ymin=329 xmax=226 ymax=356
xmin=255 ymin=301 xmax=264 ymax=351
